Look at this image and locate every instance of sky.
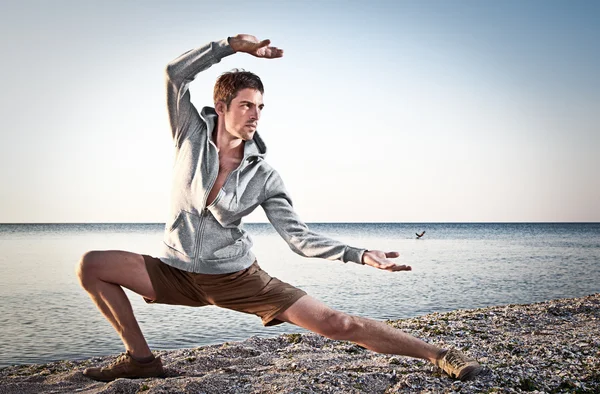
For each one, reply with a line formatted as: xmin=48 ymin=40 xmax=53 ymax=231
xmin=0 ymin=0 xmax=598 ymax=223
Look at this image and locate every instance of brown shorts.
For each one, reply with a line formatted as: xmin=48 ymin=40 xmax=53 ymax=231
xmin=142 ymin=255 xmax=307 ymax=326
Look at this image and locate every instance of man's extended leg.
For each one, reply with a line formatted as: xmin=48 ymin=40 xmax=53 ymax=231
xmin=276 ymin=295 xmax=481 ymax=380
xmin=276 ymin=295 xmax=442 ymax=362
xmin=75 ymin=250 xmax=164 ymax=381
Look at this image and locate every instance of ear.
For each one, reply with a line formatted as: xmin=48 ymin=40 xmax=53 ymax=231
xmin=215 ymin=101 xmax=227 ymax=116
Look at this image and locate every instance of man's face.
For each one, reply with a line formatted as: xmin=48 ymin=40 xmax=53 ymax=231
xmin=220 ymin=88 xmax=264 ymax=141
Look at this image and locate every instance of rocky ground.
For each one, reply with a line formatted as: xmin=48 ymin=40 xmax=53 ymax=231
xmin=1 ymin=294 xmax=599 ymax=393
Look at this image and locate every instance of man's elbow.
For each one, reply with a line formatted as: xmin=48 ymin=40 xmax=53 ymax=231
xmin=164 ymin=64 xmax=181 ymax=85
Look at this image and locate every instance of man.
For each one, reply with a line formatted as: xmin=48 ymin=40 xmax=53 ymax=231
xmin=76 ymin=34 xmax=481 ymax=382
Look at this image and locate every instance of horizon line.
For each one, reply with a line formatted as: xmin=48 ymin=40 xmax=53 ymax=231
xmin=1 ymin=221 xmax=599 ymax=225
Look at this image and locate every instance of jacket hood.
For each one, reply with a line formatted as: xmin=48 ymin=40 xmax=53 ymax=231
xmin=200 ymin=106 xmax=267 ymax=160
xmin=200 ymin=106 xmax=267 ymax=206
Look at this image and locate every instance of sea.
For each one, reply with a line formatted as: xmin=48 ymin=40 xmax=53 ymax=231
xmin=0 ymin=222 xmax=598 ymax=368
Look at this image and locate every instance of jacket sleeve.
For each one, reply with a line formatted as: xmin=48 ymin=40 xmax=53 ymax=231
xmin=261 ymin=170 xmax=365 ymax=264
xmin=165 ymin=39 xmax=235 ymax=147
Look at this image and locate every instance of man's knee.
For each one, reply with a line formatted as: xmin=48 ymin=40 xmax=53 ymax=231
xmin=75 ymin=250 xmax=105 ymax=287
xmin=320 ymin=311 xmax=357 ymax=340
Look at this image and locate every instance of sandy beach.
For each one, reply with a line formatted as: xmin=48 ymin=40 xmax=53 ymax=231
xmin=1 ymin=293 xmax=598 ymax=393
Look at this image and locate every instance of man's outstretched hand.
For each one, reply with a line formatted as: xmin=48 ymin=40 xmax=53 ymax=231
xmin=229 ymin=34 xmax=283 ymax=59
xmin=362 ymin=250 xmax=412 ymax=272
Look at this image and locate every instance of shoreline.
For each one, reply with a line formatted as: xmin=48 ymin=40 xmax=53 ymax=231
xmin=1 ymin=294 xmax=598 ymax=393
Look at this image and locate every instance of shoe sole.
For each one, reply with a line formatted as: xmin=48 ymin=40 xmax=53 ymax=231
xmin=458 ymin=365 xmax=483 ymax=381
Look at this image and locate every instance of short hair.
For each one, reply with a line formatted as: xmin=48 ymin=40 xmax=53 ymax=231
xmin=213 ymin=69 xmax=264 ymax=109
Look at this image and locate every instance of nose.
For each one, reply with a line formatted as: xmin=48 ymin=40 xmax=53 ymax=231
xmin=251 ymin=106 xmax=260 ymax=120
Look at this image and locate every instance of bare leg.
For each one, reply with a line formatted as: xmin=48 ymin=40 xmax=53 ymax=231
xmin=276 ymin=295 xmax=444 ymax=364
xmin=75 ymin=250 xmax=156 ymax=359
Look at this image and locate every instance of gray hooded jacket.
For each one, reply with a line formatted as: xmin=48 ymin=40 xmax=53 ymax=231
xmin=159 ymin=38 xmax=365 ymax=274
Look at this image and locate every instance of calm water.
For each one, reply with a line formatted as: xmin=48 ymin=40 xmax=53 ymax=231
xmin=0 ymin=223 xmax=599 ymax=367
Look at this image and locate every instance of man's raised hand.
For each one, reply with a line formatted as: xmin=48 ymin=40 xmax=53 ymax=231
xmin=362 ymin=250 xmax=412 ymax=272
xmin=229 ymin=34 xmax=283 ymax=59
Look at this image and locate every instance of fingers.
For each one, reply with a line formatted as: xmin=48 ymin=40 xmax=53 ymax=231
xmin=362 ymin=250 xmax=408 ymax=272
xmin=379 ymin=263 xmax=411 ymax=272
xmin=368 ymin=259 xmax=411 ymax=272
xmin=264 ymin=46 xmax=283 ymax=58
xmin=388 ymin=264 xmax=412 ymax=272
xmin=252 ymin=39 xmax=284 ymax=59
xmin=257 ymin=39 xmax=271 ymax=48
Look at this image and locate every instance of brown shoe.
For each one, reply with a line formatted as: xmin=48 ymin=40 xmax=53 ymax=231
xmin=83 ymin=351 xmax=165 ymax=382
xmin=436 ymin=348 xmax=482 ymax=381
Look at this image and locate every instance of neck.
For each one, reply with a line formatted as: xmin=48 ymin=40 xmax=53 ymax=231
xmin=213 ymin=123 xmax=244 ymax=157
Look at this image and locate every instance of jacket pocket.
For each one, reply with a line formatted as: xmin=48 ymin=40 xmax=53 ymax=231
xmin=163 ymin=210 xmax=199 ymax=258
xmin=211 ymin=238 xmax=245 ymax=260
xmin=199 ymin=213 xmax=250 ymax=261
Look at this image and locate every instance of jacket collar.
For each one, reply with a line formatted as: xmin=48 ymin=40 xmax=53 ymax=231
xmin=200 ymin=106 xmax=267 ymax=161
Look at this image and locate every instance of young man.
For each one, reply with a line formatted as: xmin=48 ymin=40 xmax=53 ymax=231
xmin=76 ymin=34 xmax=481 ymax=382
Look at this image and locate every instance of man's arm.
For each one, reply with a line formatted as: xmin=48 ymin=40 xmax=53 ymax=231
xmin=164 ymin=34 xmax=283 ymax=147
xmin=165 ymin=39 xmax=233 ymax=147
xmin=261 ymin=171 xmax=411 ymax=271
xmin=261 ymin=189 xmax=364 ymax=264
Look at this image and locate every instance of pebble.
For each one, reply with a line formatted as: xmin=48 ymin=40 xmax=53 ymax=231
xmin=1 ymin=293 xmax=599 ymax=393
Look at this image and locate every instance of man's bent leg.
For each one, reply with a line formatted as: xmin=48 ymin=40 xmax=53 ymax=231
xmin=75 ymin=250 xmax=156 ymax=359
xmin=276 ymin=295 xmax=482 ymax=380
xmin=276 ymin=295 xmax=442 ymax=363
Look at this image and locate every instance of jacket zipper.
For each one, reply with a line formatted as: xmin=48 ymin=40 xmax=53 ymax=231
xmin=194 ymin=143 xmax=220 ymax=268
xmin=206 ymin=169 xmax=236 ymax=208
xmin=194 ymin=144 xmax=250 ymax=269
xmin=195 ymin=208 xmax=209 ymax=267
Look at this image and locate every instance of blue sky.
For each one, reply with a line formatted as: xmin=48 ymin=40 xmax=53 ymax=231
xmin=0 ymin=0 xmax=598 ymax=223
